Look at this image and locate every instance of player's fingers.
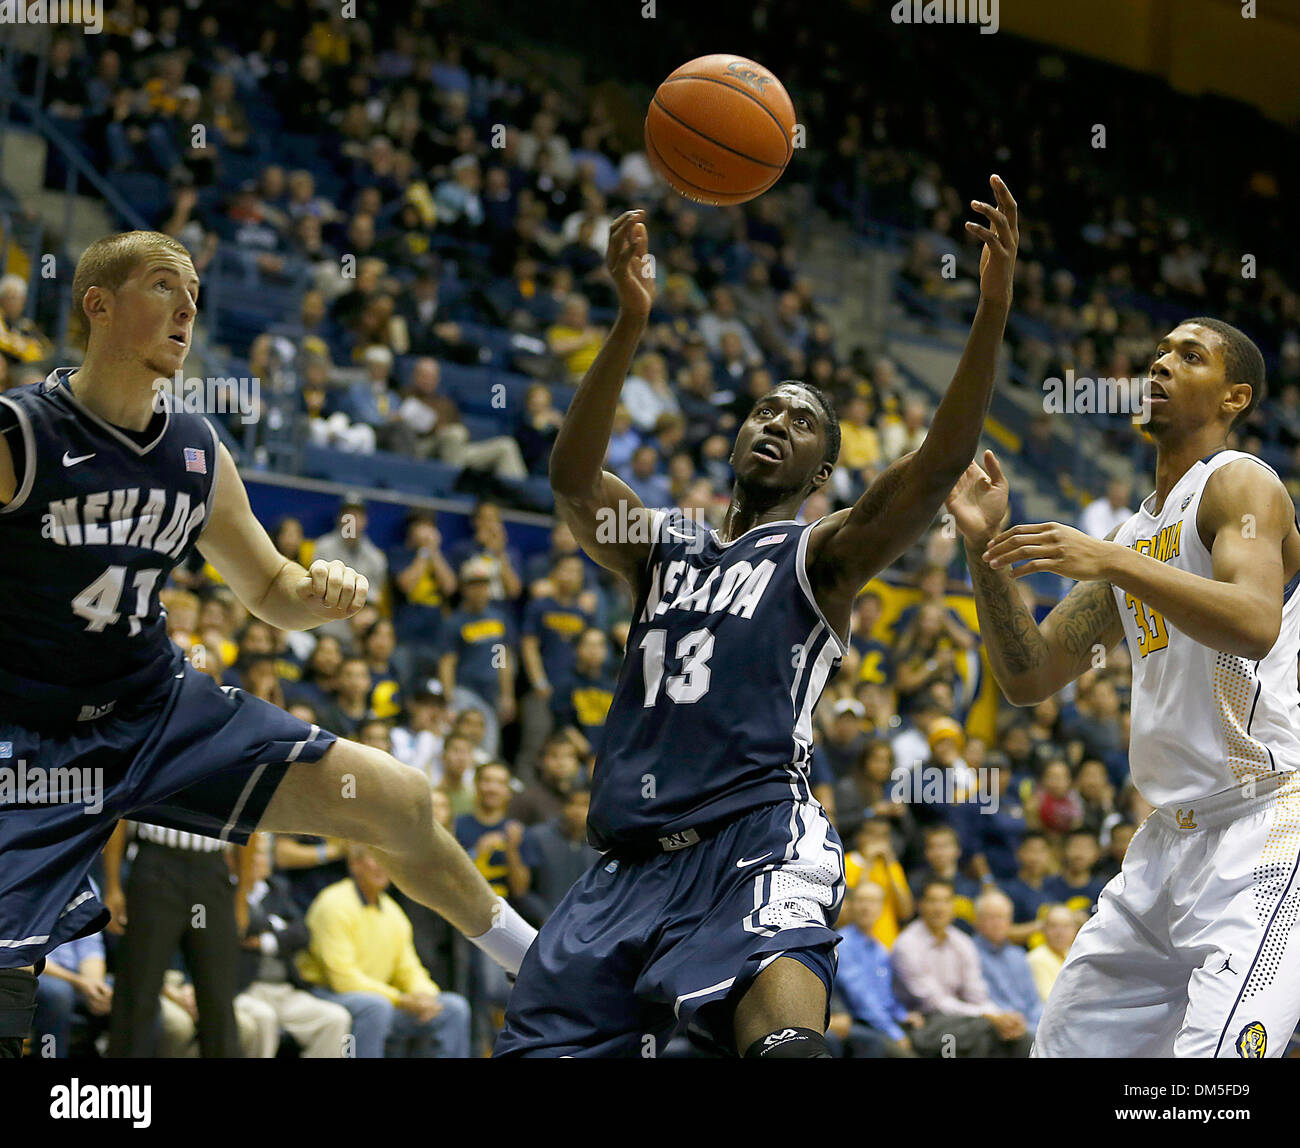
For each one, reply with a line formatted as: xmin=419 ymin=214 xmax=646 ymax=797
xmin=309 ymin=560 xmax=329 ymax=600
xmin=324 ymin=560 xmax=347 ymax=609
xmin=336 ymin=566 xmax=357 ymax=610
xmin=971 ymin=200 xmax=1010 ymax=244
xmin=985 ymin=523 xmax=1032 ymax=546
xmin=965 ymin=221 xmax=996 ymax=245
xmin=989 ymin=544 xmax=1061 ymax=569
xmin=990 ymin=174 xmax=1018 ymax=230
xmin=607 ymin=213 xmax=634 ymax=249
xmin=607 ymin=219 xmax=636 ymax=265
xmin=611 ymin=208 xmax=644 ymax=230
xmin=983 ymin=525 xmax=1051 ymax=559
xmin=609 ymin=210 xmax=645 ymax=252
xmin=1007 ymin=559 xmax=1051 ymax=579
xmin=350 ymin=573 xmax=370 ymax=613
xmin=984 ymin=449 xmax=1007 ymax=485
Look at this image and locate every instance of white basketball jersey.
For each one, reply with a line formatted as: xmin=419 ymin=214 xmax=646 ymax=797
xmin=1112 ymin=450 xmax=1300 ymax=807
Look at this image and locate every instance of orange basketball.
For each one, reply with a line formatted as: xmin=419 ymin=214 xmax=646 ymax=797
xmin=645 ymin=54 xmax=796 ymax=207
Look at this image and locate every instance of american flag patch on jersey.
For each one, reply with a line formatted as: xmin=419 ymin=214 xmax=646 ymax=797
xmin=755 ymin=532 xmax=788 ymax=548
xmin=184 ymin=447 xmax=207 ymax=474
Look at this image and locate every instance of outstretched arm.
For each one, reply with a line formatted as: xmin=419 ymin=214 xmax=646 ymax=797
xmin=808 ymin=176 xmax=1019 ymax=626
xmin=982 ymin=458 xmax=1290 ymax=662
xmin=550 ymin=210 xmax=659 ymax=589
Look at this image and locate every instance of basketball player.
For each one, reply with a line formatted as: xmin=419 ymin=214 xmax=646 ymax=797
xmin=495 ymin=175 xmax=1019 ymax=1058
xmin=0 ymin=232 xmax=534 ymax=1057
xmin=946 ymin=317 xmax=1300 ymax=1057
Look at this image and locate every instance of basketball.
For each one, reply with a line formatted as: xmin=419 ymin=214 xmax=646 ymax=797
xmin=644 ymin=53 xmax=796 ymax=207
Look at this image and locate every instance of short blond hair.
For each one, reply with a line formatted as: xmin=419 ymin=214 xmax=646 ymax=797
xmin=70 ymin=231 xmax=193 ymax=345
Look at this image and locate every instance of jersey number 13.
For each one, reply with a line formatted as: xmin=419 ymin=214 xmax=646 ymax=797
xmin=639 ymin=627 xmax=715 ymax=705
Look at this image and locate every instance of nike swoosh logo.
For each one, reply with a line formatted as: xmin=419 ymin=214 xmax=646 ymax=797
xmin=666 ymin=527 xmax=694 ymax=539
xmin=62 ymin=451 xmax=96 ymax=466
xmin=736 ymin=853 xmax=773 ymax=868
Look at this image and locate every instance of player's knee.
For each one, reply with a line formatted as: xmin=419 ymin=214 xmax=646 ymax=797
xmin=343 ymin=748 xmax=432 ymax=848
xmin=743 ymin=1026 xmax=833 ymax=1059
xmin=384 ymin=758 xmax=433 ymax=844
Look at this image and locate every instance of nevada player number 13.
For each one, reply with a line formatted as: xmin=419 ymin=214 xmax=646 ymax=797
xmin=639 ymin=627 xmax=714 ymax=705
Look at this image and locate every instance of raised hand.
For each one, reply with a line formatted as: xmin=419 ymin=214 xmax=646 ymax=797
xmin=606 ymin=208 xmax=655 ymax=319
xmin=966 ymin=174 xmax=1018 ymax=306
xmin=982 ymin=521 xmax=1117 ymax=582
xmin=945 ymin=449 xmax=1010 ymax=549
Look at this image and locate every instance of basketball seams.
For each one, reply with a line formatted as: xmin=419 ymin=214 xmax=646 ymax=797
xmin=655 ymin=76 xmax=793 ymax=165
xmin=644 ymin=126 xmax=777 ymax=205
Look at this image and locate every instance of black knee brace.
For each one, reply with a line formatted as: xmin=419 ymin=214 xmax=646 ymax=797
xmin=744 ymin=1026 xmax=833 ymax=1059
xmin=0 ymin=967 xmax=39 ymax=1058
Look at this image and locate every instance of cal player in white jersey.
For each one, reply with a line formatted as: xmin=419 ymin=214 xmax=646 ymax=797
xmin=947 ymin=316 xmax=1300 ymax=1057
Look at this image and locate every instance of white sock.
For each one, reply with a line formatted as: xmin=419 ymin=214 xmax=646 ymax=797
xmin=469 ymin=897 xmax=536 ymax=976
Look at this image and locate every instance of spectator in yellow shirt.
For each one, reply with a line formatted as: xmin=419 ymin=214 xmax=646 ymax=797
xmin=838 ymin=394 xmax=882 ymax=471
xmin=297 ymin=845 xmax=470 ymax=1057
xmin=1027 ymin=905 xmax=1081 ymax=1003
xmin=842 ymin=818 xmax=914 ymax=947
xmin=0 ymin=275 xmax=55 ymax=366
xmin=547 ymin=293 xmax=605 ymax=380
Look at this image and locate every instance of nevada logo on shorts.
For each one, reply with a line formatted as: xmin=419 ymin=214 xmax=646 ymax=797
xmin=1236 ymin=1020 xmax=1267 ymax=1058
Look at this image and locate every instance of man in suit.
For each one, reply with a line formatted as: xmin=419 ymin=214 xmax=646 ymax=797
xmin=236 ymin=835 xmax=352 ymax=1058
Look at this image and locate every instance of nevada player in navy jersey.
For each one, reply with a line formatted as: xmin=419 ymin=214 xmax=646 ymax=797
xmin=0 ymin=232 xmax=534 ymax=1057
xmin=496 ymin=176 xmax=1018 ymax=1058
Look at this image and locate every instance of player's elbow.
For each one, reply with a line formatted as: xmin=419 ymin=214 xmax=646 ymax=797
xmin=1240 ymin=625 xmax=1280 ymax=664
xmin=1000 ymin=675 xmax=1048 ymax=708
xmin=548 ymin=450 xmax=593 ymax=497
xmin=1236 ymin=602 xmax=1282 ymax=662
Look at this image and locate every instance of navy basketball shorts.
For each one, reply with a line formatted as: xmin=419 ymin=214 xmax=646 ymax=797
xmin=0 ymin=663 xmax=336 ymax=969
xmin=495 ymin=799 xmax=846 ymax=1058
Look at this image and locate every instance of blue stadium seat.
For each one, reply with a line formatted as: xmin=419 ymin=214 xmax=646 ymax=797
xmin=105 ymin=172 xmax=171 ymax=227
xmin=299 ymin=445 xmax=463 ymax=498
xmin=461 ymin=412 xmax=508 ymax=441
xmin=277 ymin=133 xmax=324 ymax=168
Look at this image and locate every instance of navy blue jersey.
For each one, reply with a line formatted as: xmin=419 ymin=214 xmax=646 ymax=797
xmin=587 ymin=509 xmax=848 ymax=851
xmin=0 ymin=368 xmax=218 ymax=729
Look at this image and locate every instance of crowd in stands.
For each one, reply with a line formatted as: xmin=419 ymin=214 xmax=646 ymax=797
xmin=5 ymin=0 xmax=1298 ymax=1057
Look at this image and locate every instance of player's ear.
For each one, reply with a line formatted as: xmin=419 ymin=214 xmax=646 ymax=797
xmin=1226 ymin=381 xmax=1252 ymax=423
xmin=82 ymin=285 xmax=110 ymax=327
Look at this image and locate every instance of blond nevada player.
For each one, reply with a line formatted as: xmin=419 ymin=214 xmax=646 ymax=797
xmin=947 ymin=316 xmax=1300 ymax=1058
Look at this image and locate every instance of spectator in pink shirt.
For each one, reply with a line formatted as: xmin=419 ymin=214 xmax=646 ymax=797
xmin=891 ymin=880 xmax=1034 ymax=1057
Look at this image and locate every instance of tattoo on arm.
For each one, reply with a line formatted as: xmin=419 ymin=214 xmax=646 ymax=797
xmin=1043 ymin=579 xmax=1123 ymax=671
xmin=967 ymin=546 xmax=1048 ymax=677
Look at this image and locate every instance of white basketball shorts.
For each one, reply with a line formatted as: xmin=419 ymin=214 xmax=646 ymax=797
xmin=1032 ymin=770 xmax=1300 ymax=1058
